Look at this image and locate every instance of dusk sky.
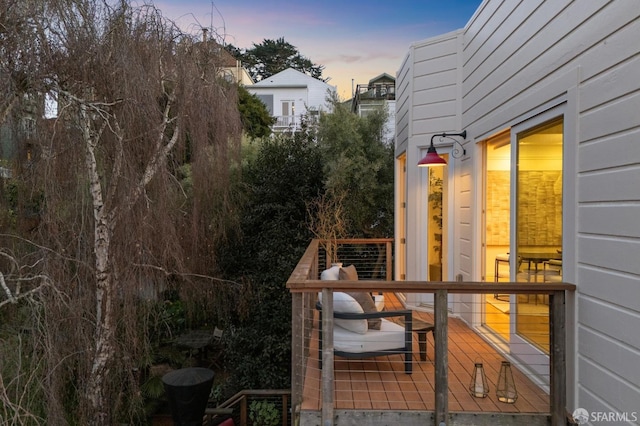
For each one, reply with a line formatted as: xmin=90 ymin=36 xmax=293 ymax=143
xmin=153 ymin=0 xmax=483 ymax=99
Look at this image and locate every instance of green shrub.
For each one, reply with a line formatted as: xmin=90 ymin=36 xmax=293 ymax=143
xmin=249 ymin=400 xmax=279 ymax=426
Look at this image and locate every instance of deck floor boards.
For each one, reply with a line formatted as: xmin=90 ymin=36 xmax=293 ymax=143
xmin=301 ymin=293 xmax=550 ymax=415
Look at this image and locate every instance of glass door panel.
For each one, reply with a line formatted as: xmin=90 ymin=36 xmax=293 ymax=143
xmin=483 ymin=131 xmax=511 ymax=341
xmin=515 ymin=118 xmax=563 ymax=354
xmin=411 ymin=153 xmax=449 ymax=310
xmin=428 ymin=166 xmax=445 ymax=281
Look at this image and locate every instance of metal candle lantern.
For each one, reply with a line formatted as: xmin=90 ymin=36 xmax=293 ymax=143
xmin=469 ymin=362 xmax=489 ymax=398
xmin=496 ymin=361 xmax=518 ymax=403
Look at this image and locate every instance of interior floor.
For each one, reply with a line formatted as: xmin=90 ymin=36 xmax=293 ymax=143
xmin=484 ymin=276 xmax=550 ymax=353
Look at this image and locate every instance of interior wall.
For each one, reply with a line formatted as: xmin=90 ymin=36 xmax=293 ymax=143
xmin=486 ymin=171 xmax=510 ymax=246
xmin=517 ymin=171 xmax=562 ymax=246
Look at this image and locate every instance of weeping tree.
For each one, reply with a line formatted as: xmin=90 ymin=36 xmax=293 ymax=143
xmin=0 ymin=0 xmax=242 ymax=424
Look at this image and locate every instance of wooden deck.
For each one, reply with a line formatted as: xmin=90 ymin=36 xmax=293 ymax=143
xmin=300 ymin=293 xmax=550 ymax=416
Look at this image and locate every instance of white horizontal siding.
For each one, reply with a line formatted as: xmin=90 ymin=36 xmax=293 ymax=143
xmin=413 ymin=116 xmax=459 ymax=136
xmin=410 ymin=35 xmax=460 ymax=139
xmin=578 ymin=325 xmax=640 ymax=387
xmin=249 ymin=87 xmax=307 ymax=117
xmin=580 ymin=129 xmax=640 ymax=173
xmin=579 ymin=205 xmax=640 ymax=239
xmin=413 ymin=85 xmax=457 ymax=105
xmin=571 ymin=0 xmax=640 ymax=413
xmin=306 ymin=81 xmax=334 ymax=112
xmin=578 ymin=353 xmax=640 ymax=418
xmin=463 ymin=0 xmax=633 ymax=131
xmin=395 ymin=30 xmax=463 ymax=285
xmin=249 ymin=68 xmax=336 ymax=115
xmin=401 ymin=0 xmax=639 ymax=413
xmin=458 ymin=0 xmax=640 ymax=415
xmin=413 ymin=100 xmax=457 ymax=123
xmin=579 ymin=47 xmax=640 ymax=112
xmin=579 ymin=166 xmax=640 ymax=203
xmin=577 ymin=267 xmax=640 ymax=325
xmin=580 ymin=89 xmax=640 ymax=144
xmin=395 ymin=53 xmax=412 ymax=152
xmin=412 ymin=32 xmax=459 ymax=62
xmin=413 ymin=70 xmax=457 ymax=96
xmin=463 ymin=0 xmax=551 ymax=86
xmin=413 ymin=54 xmax=458 ymax=79
xmin=578 ymin=235 xmax=640 ymax=280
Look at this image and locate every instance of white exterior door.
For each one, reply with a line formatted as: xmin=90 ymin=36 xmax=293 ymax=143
xmin=407 ymin=147 xmax=455 ymax=312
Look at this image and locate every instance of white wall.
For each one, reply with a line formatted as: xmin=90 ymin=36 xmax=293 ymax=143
xmin=396 ymin=30 xmax=464 ymax=285
xmin=248 ymin=68 xmax=336 ymax=118
xmin=462 ymin=0 xmax=640 ymax=415
xmin=398 ymin=0 xmax=640 ymax=416
xmin=249 ymin=86 xmax=309 ymax=117
xmin=395 ymin=30 xmax=474 ymax=315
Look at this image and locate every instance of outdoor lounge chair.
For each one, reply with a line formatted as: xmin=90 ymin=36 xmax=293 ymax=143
xmin=317 ymin=265 xmax=413 ymax=374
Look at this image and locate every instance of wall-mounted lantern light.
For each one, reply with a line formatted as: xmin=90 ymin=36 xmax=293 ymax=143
xmin=417 ymin=130 xmax=467 ymax=167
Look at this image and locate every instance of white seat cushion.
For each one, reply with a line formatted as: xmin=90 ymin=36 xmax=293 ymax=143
xmin=334 ymin=318 xmax=405 ymax=353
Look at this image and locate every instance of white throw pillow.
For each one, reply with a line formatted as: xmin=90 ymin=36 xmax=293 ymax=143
xmin=320 ymin=265 xmax=341 ymax=280
xmin=317 ymin=291 xmax=368 ymax=334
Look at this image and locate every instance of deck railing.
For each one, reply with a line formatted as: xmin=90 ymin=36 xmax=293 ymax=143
xmin=286 ymin=239 xmax=576 ymax=426
xmin=204 ymin=389 xmax=291 ymax=426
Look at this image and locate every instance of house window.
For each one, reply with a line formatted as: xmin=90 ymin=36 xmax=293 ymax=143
xmin=256 ymin=95 xmax=273 ymax=115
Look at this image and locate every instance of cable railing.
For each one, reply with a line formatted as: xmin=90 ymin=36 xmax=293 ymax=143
xmin=287 ymin=239 xmax=576 ymax=426
xmin=204 ymin=389 xmax=291 ymax=426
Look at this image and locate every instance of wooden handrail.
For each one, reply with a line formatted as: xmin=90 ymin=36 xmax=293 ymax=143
xmin=287 ymin=279 xmax=576 ymax=293
xmin=319 ymin=238 xmax=394 ymax=244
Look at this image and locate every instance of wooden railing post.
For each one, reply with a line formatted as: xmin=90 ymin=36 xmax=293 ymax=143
xmin=240 ymin=395 xmax=247 ymax=426
xmin=385 ymin=240 xmax=392 ymax=281
xmin=434 ymin=289 xmax=449 ymax=425
xmin=282 ymin=393 xmax=289 ymax=426
xmin=550 ymin=290 xmax=567 ymax=426
xmin=321 ymin=288 xmax=335 ymax=426
xmin=291 ymin=292 xmax=303 ymax=422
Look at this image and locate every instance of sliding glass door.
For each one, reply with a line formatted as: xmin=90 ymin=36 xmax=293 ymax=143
xmin=483 ymin=131 xmax=511 ymax=342
xmin=514 ymin=117 xmax=563 ymax=354
xmin=481 ymin=109 xmax=564 ymax=382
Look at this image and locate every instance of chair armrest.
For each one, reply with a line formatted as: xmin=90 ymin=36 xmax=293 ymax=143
xmin=333 ymin=309 xmax=412 ymax=321
xmin=317 ymin=301 xmax=411 ymax=321
xmin=316 ymin=301 xmax=413 ymax=335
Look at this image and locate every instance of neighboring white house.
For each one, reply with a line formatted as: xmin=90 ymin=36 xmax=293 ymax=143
xmin=247 ymin=68 xmax=336 ymax=132
xmin=350 ymin=73 xmax=396 ymax=145
xmin=396 ymin=0 xmax=639 ymax=422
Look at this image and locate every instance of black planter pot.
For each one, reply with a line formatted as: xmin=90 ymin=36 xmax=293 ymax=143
xmin=162 ymin=367 xmax=215 ymax=426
